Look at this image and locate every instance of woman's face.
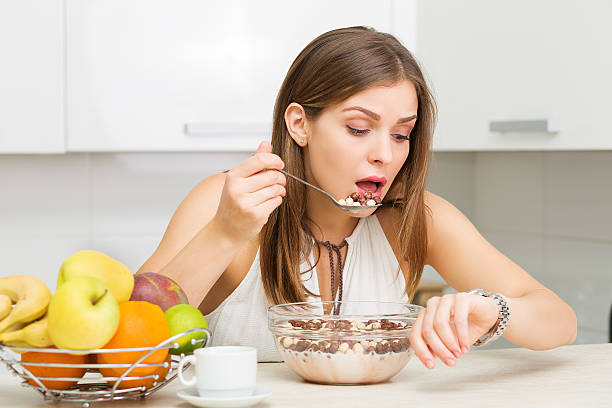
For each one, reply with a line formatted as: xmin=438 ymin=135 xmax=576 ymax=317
xmin=303 ymin=80 xmax=418 ymax=216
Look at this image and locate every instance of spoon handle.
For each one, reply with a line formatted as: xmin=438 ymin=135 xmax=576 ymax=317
xmin=276 ymin=169 xmax=337 ymax=202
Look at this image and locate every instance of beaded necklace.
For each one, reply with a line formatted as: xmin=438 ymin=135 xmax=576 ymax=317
xmin=315 ymin=239 xmax=348 ymax=315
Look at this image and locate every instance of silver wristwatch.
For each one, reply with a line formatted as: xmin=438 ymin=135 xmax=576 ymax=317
xmin=468 ymin=289 xmax=510 ymax=346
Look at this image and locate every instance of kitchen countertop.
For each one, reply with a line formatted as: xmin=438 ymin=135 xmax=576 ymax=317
xmin=0 ymin=343 xmax=610 ymax=408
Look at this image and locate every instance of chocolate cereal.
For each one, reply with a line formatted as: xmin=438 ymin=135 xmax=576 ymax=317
xmin=337 ymin=191 xmax=382 ymax=207
xmin=276 ymin=317 xmax=412 ymax=356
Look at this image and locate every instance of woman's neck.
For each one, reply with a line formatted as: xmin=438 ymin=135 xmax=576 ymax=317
xmin=305 ymin=189 xmax=360 ymax=244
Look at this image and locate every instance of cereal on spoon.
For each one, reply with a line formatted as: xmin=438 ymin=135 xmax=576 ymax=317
xmin=337 ymin=191 xmax=382 ymax=207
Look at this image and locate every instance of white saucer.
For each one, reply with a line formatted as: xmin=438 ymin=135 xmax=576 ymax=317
xmin=177 ymin=387 xmax=272 ymax=408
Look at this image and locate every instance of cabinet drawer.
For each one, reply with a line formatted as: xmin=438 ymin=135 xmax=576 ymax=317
xmin=417 ymin=0 xmax=612 ymax=151
xmin=66 ymin=0 xmax=394 ymax=152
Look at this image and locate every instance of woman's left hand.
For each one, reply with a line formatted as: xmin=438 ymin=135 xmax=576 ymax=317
xmin=408 ymin=292 xmax=500 ymax=369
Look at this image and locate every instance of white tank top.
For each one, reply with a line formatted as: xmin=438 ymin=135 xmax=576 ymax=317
xmin=203 ymin=215 xmax=409 ymax=362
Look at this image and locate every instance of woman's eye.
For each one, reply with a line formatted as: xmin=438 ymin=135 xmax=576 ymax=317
xmin=393 ymin=134 xmax=411 ymax=141
xmin=346 ymin=124 xmax=410 ymax=141
xmin=346 ymin=125 xmax=369 ymax=135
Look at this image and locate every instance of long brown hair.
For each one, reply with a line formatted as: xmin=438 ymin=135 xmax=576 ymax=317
xmin=260 ymin=26 xmax=436 ymax=305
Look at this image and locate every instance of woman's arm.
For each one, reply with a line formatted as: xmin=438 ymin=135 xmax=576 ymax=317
xmin=408 ymin=192 xmax=577 ymax=368
xmin=138 ymin=141 xmax=286 ymax=307
xmin=137 ymin=173 xmax=238 ymax=307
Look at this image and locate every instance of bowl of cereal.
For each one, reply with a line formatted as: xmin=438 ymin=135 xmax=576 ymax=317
xmin=267 ymin=301 xmax=422 ymax=385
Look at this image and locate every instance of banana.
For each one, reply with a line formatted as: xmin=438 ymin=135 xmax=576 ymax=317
xmin=3 ymin=322 xmax=26 ymax=333
xmin=0 ymin=294 xmax=11 ymax=320
xmin=0 ymin=275 xmax=52 ymax=334
xmin=0 ymin=317 xmax=53 ymax=348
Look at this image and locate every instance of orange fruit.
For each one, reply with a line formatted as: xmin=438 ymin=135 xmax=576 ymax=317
xmin=109 ymin=353 xmax=171 ymax=390
xmin=97 ymin=301 xmax=169 ymax=389
xmin=20 ymin=348 xmax=87 ymax=390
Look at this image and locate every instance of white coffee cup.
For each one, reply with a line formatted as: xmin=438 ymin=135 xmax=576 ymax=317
xmin=178 ymin=346 xmax=257 ymax=398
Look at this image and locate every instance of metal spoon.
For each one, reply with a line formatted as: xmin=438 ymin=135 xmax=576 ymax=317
xmin=277 ymin=169 xmax=382 ymax=213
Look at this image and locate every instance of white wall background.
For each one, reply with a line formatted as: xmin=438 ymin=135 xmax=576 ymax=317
xmin=428 ymin=152 xmax=612 ymax=348
xmin=1 ymin=151 xmax=610 ymax=348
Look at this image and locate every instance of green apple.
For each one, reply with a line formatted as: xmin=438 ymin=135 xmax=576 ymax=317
xmin=47 ymin=276 xmax=120 ymax=351
xmin=57 ymin=250 xmax=134 ymax=302
xmin=164 ymin=304 xmax=208 ymax=355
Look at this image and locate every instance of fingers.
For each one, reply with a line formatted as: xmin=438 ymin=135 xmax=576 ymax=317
xmin=421 ymin=297 xmax=456 ymax=367
xmin=453 ymin=292 xmax=472 ymax=354
xmin=256 ymin=140 xmax=273 ymax=154
xmin=410 ymin=293 xmax=475 ymax=370
xmin=257 ymin=194 xmax=284 ymax=217
xmin=213 ymin=141 xmax=284 ymax=242
xmin=231 ymin=150 xmax=284 ymax=178
xmin=242 ymin=169 xmax=286 ymax=193
xmin=246 ymin=184 xmax=286 ymax=207
xmin=409 ymin=309 xmax=436 ymax=369
xmin=435 ymin=295 xmax=462 ymax=358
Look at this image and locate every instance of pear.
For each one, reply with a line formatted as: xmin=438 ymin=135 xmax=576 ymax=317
xmin=57 ymin=250 xmax=134 ymax=302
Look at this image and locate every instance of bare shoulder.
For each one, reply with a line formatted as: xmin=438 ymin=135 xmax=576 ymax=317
xmin=376 ymin=191 xmax=459 ymax=251
xmin=422 ymin=190 xmax=473 ymax=254
xmin=377 ymin=191 xmax=543 ymax=296
xmin=422 ymin=190 xmax=499 ymax=264
xmin=137 ymin=172 xmax=227 ymax=274
xmin=423 ymin=190 xmax=459 ymax=220
xmin=423 ymin=190 xmax=488 ymax=264
xmin=423 ymin=191 xmax=543 ymax=296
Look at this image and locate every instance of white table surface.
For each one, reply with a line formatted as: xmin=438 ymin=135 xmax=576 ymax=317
xmin=0 ymin=343 xmax=610 ymax=408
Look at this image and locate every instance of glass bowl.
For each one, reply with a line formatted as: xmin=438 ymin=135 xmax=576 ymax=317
xmin=267 ymin=301 xmax=422 ymax=385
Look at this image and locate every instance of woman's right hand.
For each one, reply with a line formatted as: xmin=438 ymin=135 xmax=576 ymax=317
xmin=212 ymin=141 xmax=286 ymax=244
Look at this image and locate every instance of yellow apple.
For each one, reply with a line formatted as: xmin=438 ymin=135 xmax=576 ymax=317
xmin=57 ymin=250 xmax=134 ymax=302
xmin=47 ymin=276 xmax=120 ymax=350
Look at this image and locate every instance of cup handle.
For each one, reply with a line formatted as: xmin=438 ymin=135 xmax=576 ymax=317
xmin=177 ymin=355 xmax=197 ymax=387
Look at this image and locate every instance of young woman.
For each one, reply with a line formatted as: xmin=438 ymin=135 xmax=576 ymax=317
xmin=138 ymin=27 xmax=576 ymax=368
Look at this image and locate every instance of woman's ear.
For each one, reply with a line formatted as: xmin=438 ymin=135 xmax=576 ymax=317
xmin=284 ymin=103 xmax=309 ymax=146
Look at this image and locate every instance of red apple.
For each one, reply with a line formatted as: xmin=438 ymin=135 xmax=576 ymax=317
xmin=129 ymin=272 xmax=189 ymax=311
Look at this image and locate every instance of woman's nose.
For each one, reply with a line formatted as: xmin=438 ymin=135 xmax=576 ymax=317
xmin=368 ymin=133 xmax=394 ymax=165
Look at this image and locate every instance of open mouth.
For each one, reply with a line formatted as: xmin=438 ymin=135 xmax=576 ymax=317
xmin=355 ymin=177 xmax=386 ymax=196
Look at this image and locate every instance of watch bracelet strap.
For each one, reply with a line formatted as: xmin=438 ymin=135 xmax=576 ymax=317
xmin=468 ymin=289 xmax=510 ymax=347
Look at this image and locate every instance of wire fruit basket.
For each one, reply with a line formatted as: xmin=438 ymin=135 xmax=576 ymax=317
xmin=0 ymin=328 xmax=211 ymax=407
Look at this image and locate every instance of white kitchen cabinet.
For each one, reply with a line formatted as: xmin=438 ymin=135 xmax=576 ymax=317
xmin=0 ymin=0 xmax=65 ymax=153
xmin=66 ymin=1 xmax=403 ymax=152
xmin=417 ymin=0 xmax=612 ymax=151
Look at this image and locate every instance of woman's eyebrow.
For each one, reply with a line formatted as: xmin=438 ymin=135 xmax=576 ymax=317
xmin=341 ymin=106 xmax=417 ymax=123
xmin=397 ymin=115 xmax=417 ymax=124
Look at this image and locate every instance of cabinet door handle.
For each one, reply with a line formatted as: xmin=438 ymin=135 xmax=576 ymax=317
xmin=489 ymin=119 xmax=559 ymax=134
xmin=184 ymin=123 xmax=271 ymax=136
